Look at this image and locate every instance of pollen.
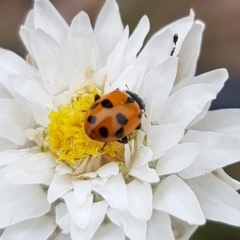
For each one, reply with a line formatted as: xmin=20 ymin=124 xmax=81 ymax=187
xmin=45 ymin=86 xmax=124 ymax=164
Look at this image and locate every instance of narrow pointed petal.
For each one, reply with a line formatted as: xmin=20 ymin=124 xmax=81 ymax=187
xmin=1 ymin=214 xmax=56 ymax=240
xmin=63 ymin=192 xmax=93 ymax=229
xmin=94 ymin=0 xmax=124 ymax=65
xmin=71 ymin=201 xmax=108 ymax=240
xmin=56 ymin=202 xmax=71 ymax=234
xmin=179 ymin=130 xmax=240 ymax=179
xmin=148 ymin=124 xmax=184 ymax=160
xmin=92 ymin=222 xmax=125 ymax=240
xmin=121 ymin=15 xmax=150 ymax=70
xmin=34 ymin=0 xmax=68 ymax=46
xmin=73 ymin=180 xmax=92 ymax=205
xmin=0 ymin=183 xmax=50 ymax=228
xmin=173 ymin=68 xmax=228 ymax=94
xmin=155 ymin=10 xmax=194 ymax=55
xmin=191 ymin=109 xmax=240 ymax=139
xmin=153 ymin=175 xmax=205 ymax=225
xmin=31 ymin=29 xmax=67 ymax=95
xmin=127 ymin=180 xmax=152 ymax=220
xmin=158 ymin=84 xmax=216 ymax=128
xmin=186 ymin=174 xmax=240 ymax=226
xmin=9 ymin=75 xmax=53 ymax=108
xmin=0 ymin=99 xmax=32 ymax=145
xmin=93 ymin=173 xmax=128 ymax=210
xmin=171 ymin=216 xmax=198 ymax=240
xmin=107 ymin=208 xmax=147 ymax=240
xmin=139 ymin=57 xmax=178 ymax=121
xmin=139 ymin=29 xmax=173 ymax=72
xmin=213 ymin=168 xmax=240 ymax=190
xmin=48 ymin=173 xmax=73 ymax=203
xmin=175 ymin=21 xmax=204 ymax=83
xmin=156 ymin=143 xmax=201 ymax=176
xmin=147 ymin=210 xmax=174 ymax=240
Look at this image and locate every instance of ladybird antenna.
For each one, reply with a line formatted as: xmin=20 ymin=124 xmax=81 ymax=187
xmin=125 ymin=84 xmax=130 ymax=90
xmin=101 ymin=142 xmax=107 ymax=151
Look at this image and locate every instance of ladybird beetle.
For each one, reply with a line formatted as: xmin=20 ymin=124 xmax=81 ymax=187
xmin=84 ymin=89 xmax=145 ymax=144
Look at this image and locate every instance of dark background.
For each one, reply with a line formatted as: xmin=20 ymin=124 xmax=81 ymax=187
xmin=0 ymin=0 xmax=239 ymax=239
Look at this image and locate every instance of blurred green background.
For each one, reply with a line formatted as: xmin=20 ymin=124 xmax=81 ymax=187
xmin=0 ymin=0 xmax=240 ymax=239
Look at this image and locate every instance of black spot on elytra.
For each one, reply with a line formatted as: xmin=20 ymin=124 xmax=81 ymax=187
xmin=87 ymin=115 xmax=97 ymax=124
xmin=126 ymin=97 xmax=134 ymax=103
xmin=116 ymin=113 xmax=128 ymax=125
xmin=94 ymin=94 xmax=101 ymax=102
xmin=90 ymin=102 xmax=99 ymax=110
xmin=115 ymin=127 xmax=124 ymax=138
xmin=99 ymin=127 xmax=108 ymax=138
xmin=101 ymin=99 xmax=113 ymax=108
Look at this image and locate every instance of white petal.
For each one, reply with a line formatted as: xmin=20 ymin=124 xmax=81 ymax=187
xmin=107 ymin=208 xmax=147 ymax=240
xmin=179 ymin=130 xmax=240 ymax=178
xmin=131 ymin=145 xmax=153 ymax=169
xmin=56 ymin=162 xmax=73 ymax=175
xmin=24 ymin=9 xmax=35 ymax=29
xmin=111 ymin=66 xmax=138 ymax=91
xmin=0 ymin=136 xmax=19 ymax=151
xmin=1 ymin=214 xmax=56 ymax=240
xmin=148 ymin=124 xmax=184 ymax=160
xmin=186 ymin=174 xmax=240 ymax=226
xmin=171 ymin=216 xmax=198 ymax=240
xmin=56 ymin=202 xmax=71 ymax=234
xmin=0 ymin=99 xmax=32 ymax=145
xmin=55 ymin=234 xmax=71 ymax=240
xmin=94 ymin=0 xmax=124 ymax=66
xmin=213 ymin=168 xmax=240 ymax=190
xmin=191 ymin=109 xmax=240 ymax=139
xmin=92 ymin=222 xmax=125 ymax=240
xmin=153 ymin=175 xmax=205 ymax=225
xmin=0 ymin=148 xmax=38 ymax=167
xmin=127 ymin=180 xmax=152 ymax=220
xmin=175 ymin=21 xmax=204 ymax=83
xmin=130 ymin=163 xmax=159 ymax=183
xmin=147 ymin=210 xmax=174 ymax=240
xmin=30 ymin=102 xmax=49 ymax=127
xmin=96 ymin=161 xmax=119 ymax=178
xmin=31 ymin=29 xmax=67 ymax=95
xmin=158 ymin=84 xmax=216 ymax=128
xmin=34 ymin=0 xmax=68 ymax=46
xmin=71 ymin=200 xmax=108 ymax=240
xmin=20 ymin=26 xmax=33 ymax=56
xmin=0 ymin=162 xmax=54 ymax=185
xmin=156 ymin=143 xmax=201 ymax=176
xmin=0 ymin=182 xmax=50 ymax=228
xmin=139 ymin=29 xmax=173 ymax=72
xmin=121 ymin=15 xmax=150 ymax=70
xmin=73 ymin=179 xmax=92 ymax=205
xmin=155 ymin=10 xmax=194 ymax=56
xmin=69 ymin=49 xmax=96 ymax=94
xmin=64 ymin=192 xmax=93 ymax=229
xmin=139 ymin=57 xmax=178 ymax=121
xmin=173 ymin=68 xmax=228 ymax=94
xmin=66 ymin=11 xmax=98 ymax=69
xmin=0 ymin=48 xmax=40 ymax=82
xmin=106 ymin=27 xmax=129 ymax=84
xmin=93 ymin=173 xmax=128 ymax=210
xmin=9 ymin=75 xmax=53 ymax=108
xmin=48 ymin=173 xmax=73 ymax=203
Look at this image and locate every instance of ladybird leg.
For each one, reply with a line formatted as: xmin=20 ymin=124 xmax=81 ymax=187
xmin=135 ymin=123 xmax=141 ymax=130
xmin=118 ymin=136 xmax=129 ymax=144
xmin=101 ymin=142 xmax=107 ymax=150
xmin=94 ymin=94 xmax=101 ymax=102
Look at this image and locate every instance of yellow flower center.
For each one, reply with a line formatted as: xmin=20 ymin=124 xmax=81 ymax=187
xmin=45 ymin=86 xmax=124 ymax=164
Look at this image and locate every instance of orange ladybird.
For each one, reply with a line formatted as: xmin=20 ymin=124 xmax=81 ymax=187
xmin=84 ymin=89 xmax=145 ymax=144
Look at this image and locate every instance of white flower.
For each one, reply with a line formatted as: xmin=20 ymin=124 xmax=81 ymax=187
xmin=0 ymin=0 xmax=240 ymax=239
